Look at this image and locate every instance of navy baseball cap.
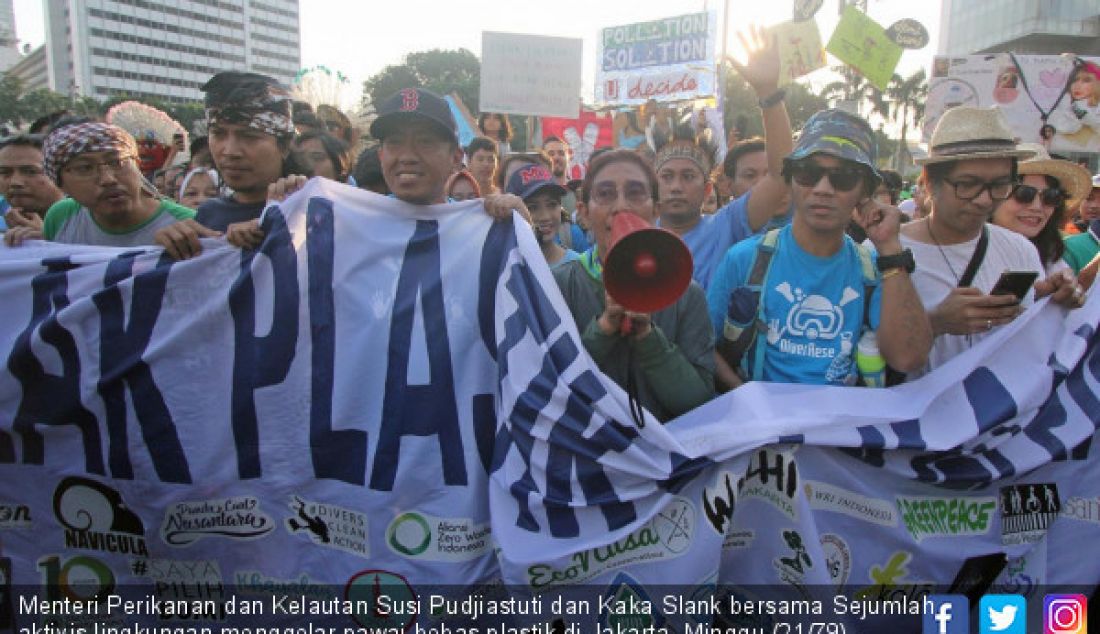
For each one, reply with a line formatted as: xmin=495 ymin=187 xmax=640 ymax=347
xmin=506 ymin=164 xmax=567 ymax=200
xmin=370 ymin=88 xmax=457 ymax=144
xmin=784 ymin=109 xmax=880 ymax=181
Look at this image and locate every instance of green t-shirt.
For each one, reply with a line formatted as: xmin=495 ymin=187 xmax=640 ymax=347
xmin=43 ymin=198 xmax=195 ymax=247
xmin=1063 ymin=229 xmax=1099 ymax=273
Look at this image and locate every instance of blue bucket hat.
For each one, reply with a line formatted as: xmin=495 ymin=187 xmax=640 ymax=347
xmin=784 ymin=109 xmax=880 ymax=185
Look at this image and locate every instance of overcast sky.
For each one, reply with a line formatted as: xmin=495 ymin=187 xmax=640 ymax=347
xmin=11 ymin=0 xmax=941 ymax=109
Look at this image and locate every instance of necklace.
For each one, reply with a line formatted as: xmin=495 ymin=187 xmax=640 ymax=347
xmin=927 ymin=220 xmax=961 ymax=284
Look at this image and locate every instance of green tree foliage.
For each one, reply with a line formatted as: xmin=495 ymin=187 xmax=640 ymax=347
xmin=720 ymin=68 xmax=829 ymax=140
xmin=361 ymin=49 xmax=481 ymax=114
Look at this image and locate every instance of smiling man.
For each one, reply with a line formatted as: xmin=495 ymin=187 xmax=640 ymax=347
xmin=706 ymin=109 xmax=932 ymax=389
xmin=5 ymin=121 xmax=195 ymax=248
xmin=370 ymin=88 xmax=465 ymax=205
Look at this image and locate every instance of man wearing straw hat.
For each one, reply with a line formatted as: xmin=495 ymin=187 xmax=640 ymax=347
xmin=901 ymin=106 xmax=1085 ymax=378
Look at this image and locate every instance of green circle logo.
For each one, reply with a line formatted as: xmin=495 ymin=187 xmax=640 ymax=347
xmin=387 ymin=512 xmax=431 ymax=557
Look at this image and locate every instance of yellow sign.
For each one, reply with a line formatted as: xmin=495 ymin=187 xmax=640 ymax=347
xmin=768 ymin=20 xmax=827 ymax=86
xmin=826 ymin=6 xmax=903 ymax=91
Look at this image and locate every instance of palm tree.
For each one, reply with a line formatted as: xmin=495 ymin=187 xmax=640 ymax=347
xmin=885 ymin=69 xmax=928 ymax=170
xmin=821 ymin=65 xmax=889 ymax=121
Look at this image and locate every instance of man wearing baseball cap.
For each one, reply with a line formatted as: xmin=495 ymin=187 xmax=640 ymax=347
xmin=5 ymin=119 xmax=196 ymax=248
xmin=370 ymin=87 xmax=464 ymax=205
xmin=1063 ymin=173 xmax=1100 ymax=273
xmin=706 ymin=108 xmax=932 ymax=389
xmin=504 ymin=163 xmax=577 ymax=267
xmin=901 ymin=106 xmax=1084 ymax=378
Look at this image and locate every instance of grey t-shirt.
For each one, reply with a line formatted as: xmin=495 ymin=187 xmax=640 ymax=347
xmin=43 ymin=198 xmax=195 ymax=247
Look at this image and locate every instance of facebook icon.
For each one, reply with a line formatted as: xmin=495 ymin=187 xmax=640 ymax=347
xmin=924 ymin=595 xmax=970 ymax=634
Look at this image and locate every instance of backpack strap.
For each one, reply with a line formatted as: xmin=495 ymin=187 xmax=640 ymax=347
xmin=716 ymin=228 xmax=781 ymax=381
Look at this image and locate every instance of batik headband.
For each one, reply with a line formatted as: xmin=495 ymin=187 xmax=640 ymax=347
xmin=42 ymin=122 xmax=139 ymax=183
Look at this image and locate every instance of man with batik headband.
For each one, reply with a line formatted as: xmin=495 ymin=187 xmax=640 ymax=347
xmin=156 ymin=71 xmax=311 ymax=259
xmin=4 ymin=120 xmax=195 ymax=248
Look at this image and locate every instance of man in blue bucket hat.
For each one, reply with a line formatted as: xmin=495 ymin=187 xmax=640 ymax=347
xmin=705 ymin=108 xmax=932 ymax=390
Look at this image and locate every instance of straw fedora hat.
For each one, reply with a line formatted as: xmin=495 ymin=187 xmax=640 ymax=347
xmin=1016 ymin=143 xmax=1093 ymax=209
xmin=917 ymin=106 xmax=1036 ymax=165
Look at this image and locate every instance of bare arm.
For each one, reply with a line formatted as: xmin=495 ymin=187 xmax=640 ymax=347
xmin=730 ymin=26 xmax=793 ymax=232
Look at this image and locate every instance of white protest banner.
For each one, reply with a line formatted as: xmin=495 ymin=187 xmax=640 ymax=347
xmin=0 ymin=178 xmax=1097 ymax=630
xmin=480 ymin=31 xmax=583 ymax=119
xmin=924 ymin=54 xmax=1100 ymax=152
xmin=595 ymin=11 xmax=718 ymax=106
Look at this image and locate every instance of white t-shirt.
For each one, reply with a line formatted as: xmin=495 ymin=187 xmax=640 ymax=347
xmin=903 ymin=223 xmax=1043 ymax=377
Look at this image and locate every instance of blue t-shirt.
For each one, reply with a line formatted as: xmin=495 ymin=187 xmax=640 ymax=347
xmin=706 ymin=224 xmax=882 ymax=386
xmin=0 ymin=196 xmax=8 ymax=231
xmin=672 ymin=190 xmax=789 ymax=291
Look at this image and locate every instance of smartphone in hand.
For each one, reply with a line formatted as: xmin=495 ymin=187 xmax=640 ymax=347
xmin=990 ymin=270 xmax=1039 ymax=302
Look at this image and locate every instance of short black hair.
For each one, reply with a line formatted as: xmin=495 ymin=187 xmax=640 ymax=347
xmin=722 ymin=137 xmax=765 ymax=178
xmin=466 ymin=136 xmax=498 ymax=157
xmin=542 ymin=135 xmax=564 ymax=147
xmin=352 ymin=145 xmax=388 ymax=193
xmin=477 ymin=112 xmax=513 ymax=142
xmin=189 ymin=135 xmax=208 ymax=157
xmin=0 ymin=133 xmax=45 ymax=151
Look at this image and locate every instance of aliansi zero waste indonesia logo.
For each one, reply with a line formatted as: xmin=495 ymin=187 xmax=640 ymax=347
xmin=385 ymin=512 xmax=491 ymax=561
xmin=526 ymin=497 xmax=695 ymax=590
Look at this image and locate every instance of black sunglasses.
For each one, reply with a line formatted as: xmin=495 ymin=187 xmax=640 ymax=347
xmin=1012 ymin=184 xmax=1065 ymax=207
xmin=789 ymin=161 xmax=865 ymax=192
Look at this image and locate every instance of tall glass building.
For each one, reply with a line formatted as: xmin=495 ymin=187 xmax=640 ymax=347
xmin=45 ymin=0 xmax=301 ymax=103
xmin=938 ymin=0 xmax=1100 ymax=56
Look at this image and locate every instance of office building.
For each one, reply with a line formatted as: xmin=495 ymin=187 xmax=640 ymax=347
xmin=44 ymin=0 xmax=301 ymax=103
xmin=938 ymin=0 xmax=1100 ymax=56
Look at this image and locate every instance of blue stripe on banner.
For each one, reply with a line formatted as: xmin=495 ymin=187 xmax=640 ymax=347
xmin=506 ymin=345 xmax=558 ymax=533
xmin=478 ymin=222 xmax=515 ymax=360
xmin=505 ymin=262 xmax=562 ymax=346
xmin=964 ymin=367 xmax=1018 ymax=433
xmin=7 ymin=257 xmax=105 ymax=474
xmin=307 ymin=198 xmax=368 ymax=485
xmin=776 ymin=434 xmax=804 ymax=444
xmin=93 ymin=250 xmax=190 ymax=483
xmin=1032 ymin=323 xmax=1100 ymax=461
xmin=890 ymin=419 xmax=925 ymax=450
xmin=661 ymin=453 xmax=714 ymax=494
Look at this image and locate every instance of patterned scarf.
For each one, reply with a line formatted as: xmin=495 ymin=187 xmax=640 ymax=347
xmin=42 ymin=122 xmax=139 ymax=183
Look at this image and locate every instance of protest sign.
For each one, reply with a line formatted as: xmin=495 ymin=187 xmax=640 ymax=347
xmin=826 ymin=5 xmax=903 ymax=91
xmin=480 ymin=31 xmax=583 ymax=118
xmin=768 ymin=19 xmax=827 ymax=86
xmin=596 ymin=11 xmax=718 ymax=106
xmin=0 ymin=179 xmax=1097 ymax=630
xmin=924 ymin=54 xmax=1100 ymax=153
xmin=540 ymin=110 xmax=613 ymax=179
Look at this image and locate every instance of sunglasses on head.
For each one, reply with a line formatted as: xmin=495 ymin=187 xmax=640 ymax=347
xmin=1012 ymin=184 xmax=1065 ymax=206
xmin=788 ymin=160 xmax=865 ymax=192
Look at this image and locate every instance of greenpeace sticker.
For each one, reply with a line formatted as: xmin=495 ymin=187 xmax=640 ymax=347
xmin=896 ymin=495 xmax=996 ymax=542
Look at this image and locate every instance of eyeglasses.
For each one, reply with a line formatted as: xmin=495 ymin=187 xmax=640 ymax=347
xmin=942 ymin=177 xmax=1017 ymax=201
xmin=1011 ymin=184 xmax=1065 ymax=207
xmin=62 ymin=155 xmax=135 ymax=180
xmin=788 ymin=161 xmax=865 ymax=192
xmin=589 ymin=180 xmax=652 ymax=207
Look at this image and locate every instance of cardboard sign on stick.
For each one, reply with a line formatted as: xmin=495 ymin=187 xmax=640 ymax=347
xmin=826 ymin=6 xmax=903 ymax=91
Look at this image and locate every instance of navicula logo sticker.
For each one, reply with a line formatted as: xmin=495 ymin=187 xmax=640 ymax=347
xmin=896 ymin=495 xmax=996 ymax=542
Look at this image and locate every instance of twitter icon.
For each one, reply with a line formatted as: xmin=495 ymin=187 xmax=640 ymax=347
xmin=980 ymin=595 xmax=1027 ymax=634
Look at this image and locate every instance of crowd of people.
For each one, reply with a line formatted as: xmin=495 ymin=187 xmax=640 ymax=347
xmin=1 ymin=37 xmax=1098 ymax=425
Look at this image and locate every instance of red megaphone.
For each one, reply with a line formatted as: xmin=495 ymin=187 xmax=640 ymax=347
xmin=603 ymin=212 xmax=694 ymax=319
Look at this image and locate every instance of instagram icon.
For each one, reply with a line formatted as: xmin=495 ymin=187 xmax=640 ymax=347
xmin=1045 ymin=595 xmax=1087 ymax=633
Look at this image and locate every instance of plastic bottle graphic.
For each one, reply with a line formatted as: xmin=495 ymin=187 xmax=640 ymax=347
xmin=856 ymin=330 xmax=886 ymax=388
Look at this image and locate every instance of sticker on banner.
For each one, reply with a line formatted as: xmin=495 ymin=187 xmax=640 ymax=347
xmin=133 ymin=558 xmax=227 ymax=621
xmin=53 ymin=477 xmax=149 ymax=557
xmin=895 ymin=494 xmax=996 ymax=542
xmin=772 ymin=529 xmax=813 ymax=586
xmin=598 ymin=573 xmax=663 ymax=631
xmin=345 ymin=569 xmax=417 ymax=632
xmin=702 ymin=471 xmax=736 ymax=535
xmin=284 ymin=496 xmax=368 ymax=558
xmin=820 ymin=533 xmax=851 ymax=590
xmin=804 ymin=480 xmax=897 ymax=526
xmin=525 ymin=497 xmax=695 ymax=590
xmin=1060 ymin=494 xmax=1100 ymax=525
xmin=738 ymin=448 xmax=800 ymax=520
xmin=235 ymin=570 xmax=332 ymax=603
xmin=37 ymin=554 xmax=129 ymax=628
xmin=0 ymin=503 xmax=31 ymax=529
xmin=852 ymin=551 xmax=933 ymax=604
xmin=160 ymin=495 xmax=275 ymax=546
xmin=1000 ymin=483 xmax=1060 ymax=545
xmin=723 ymin=530 xmax=755 ymax=550
xmin=386 ymin=511 xmax=491 ymax=562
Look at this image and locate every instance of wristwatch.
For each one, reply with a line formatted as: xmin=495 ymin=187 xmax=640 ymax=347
xmin=875 ymin=248 xmax=915 ymax=274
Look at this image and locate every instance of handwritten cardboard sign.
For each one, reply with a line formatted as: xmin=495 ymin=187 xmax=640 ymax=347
xmin=826 ymin=6 xmax=903 ymax=91
xmin=480 ymin=31 xmax=583 ymax=118
xmin=768 ymin=20 xmax=827 ymax=86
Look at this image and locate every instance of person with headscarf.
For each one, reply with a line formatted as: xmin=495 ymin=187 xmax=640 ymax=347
xmin=155 ymin=71 xmax=311 ymax=259
xmin=4 ymin=119 xmax=195 ymax=248
xmin=177 ymin=168 xmax=220 ymax=210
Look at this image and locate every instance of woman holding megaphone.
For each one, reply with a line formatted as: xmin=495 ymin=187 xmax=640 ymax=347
xmin=552 ymin=149 xmax=716 ymax=424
